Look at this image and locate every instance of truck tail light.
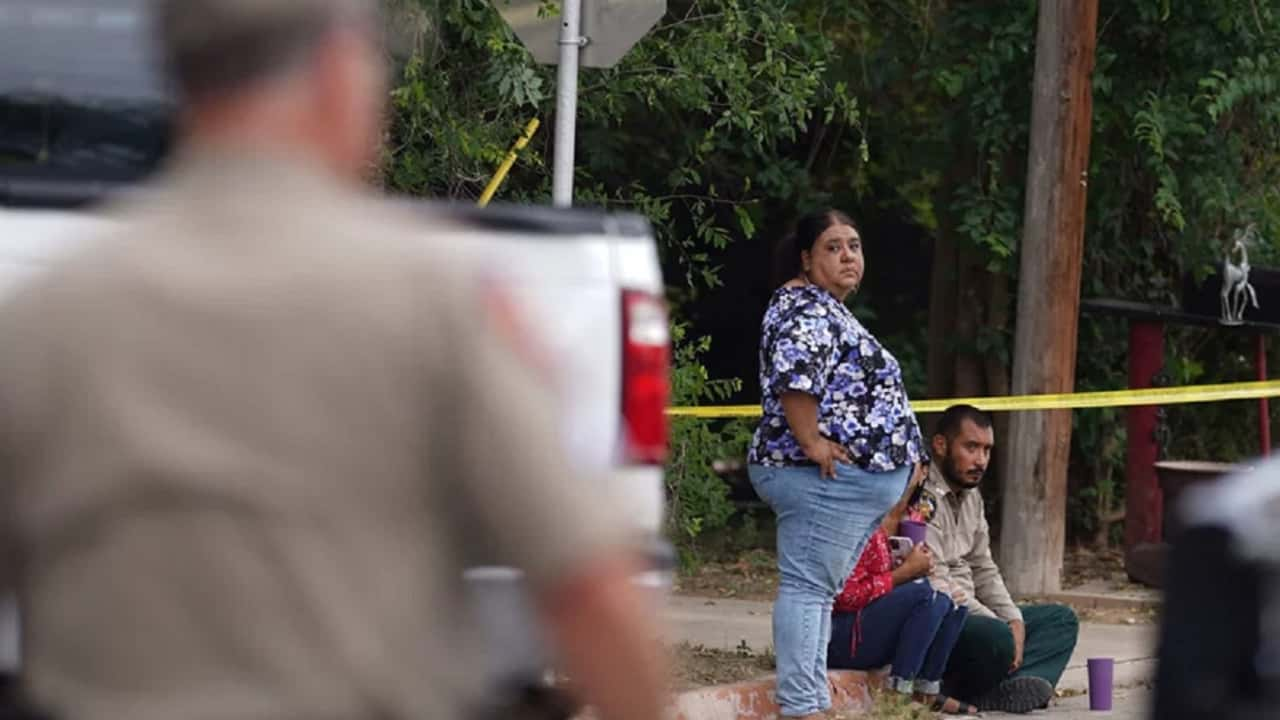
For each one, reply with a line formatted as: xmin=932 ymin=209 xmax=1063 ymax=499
xmin=621 ymin=290 xmax=670 ymax=464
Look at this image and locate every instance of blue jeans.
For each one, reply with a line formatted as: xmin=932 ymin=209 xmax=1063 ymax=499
xmin=827 ymin=580 xmax=968 ymax=695
xmin=749 ymin=462 xmax=910 ymax=717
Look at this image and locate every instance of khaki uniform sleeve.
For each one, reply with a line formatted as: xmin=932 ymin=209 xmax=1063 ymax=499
xmin=432 ymin=277 xmax=630 ymax=590
xmin=920 ymin=473 xmax=957 ymax=598
xmin=965 ymin=596 xmax=998 ymax=620
xmin=966 ymin=507 xmax=1023 ymax=623
xmin=924 ymin=514 xmax=954 ymax=596
xmin=0 ymin=286 xmax=50 ymax=594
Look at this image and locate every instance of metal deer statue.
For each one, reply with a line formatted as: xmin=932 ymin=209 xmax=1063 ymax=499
xmin=1221 ymin=224 xmax=1260 ymax=326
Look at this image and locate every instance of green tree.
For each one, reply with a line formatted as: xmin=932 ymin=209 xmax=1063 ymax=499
xmin=383 ymin=0 xmax=864 ymax=291
xmin=381 ymin=0 xmax=1280 ymax=553
xmin=834 ymin=0 xmax=1280 ymax=546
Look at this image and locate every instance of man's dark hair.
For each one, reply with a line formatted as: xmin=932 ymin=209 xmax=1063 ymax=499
xmin=154 ymin=0 xmax=373 ymax=100
xmin=933 ymin=404 xmax=993 ymax=441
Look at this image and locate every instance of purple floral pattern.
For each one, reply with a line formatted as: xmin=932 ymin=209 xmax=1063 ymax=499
xmin=748 ymin=285 xmax=924 ymax=472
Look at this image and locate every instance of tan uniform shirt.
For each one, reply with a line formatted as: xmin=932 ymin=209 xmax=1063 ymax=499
xmin=0 ymin=150 xmax=627 ymax=720
xmin=918 ymin=464 xmax=1023 ymax=623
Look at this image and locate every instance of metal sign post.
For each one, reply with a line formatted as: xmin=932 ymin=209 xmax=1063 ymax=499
xmin=552 ymin=0 xmax=585 ymax=207
xmin=495 ymin=0 xmax=666 ymax=207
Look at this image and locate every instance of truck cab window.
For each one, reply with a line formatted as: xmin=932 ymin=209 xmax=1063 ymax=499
xmin=1 ymin=1 xmax=174 ymax=202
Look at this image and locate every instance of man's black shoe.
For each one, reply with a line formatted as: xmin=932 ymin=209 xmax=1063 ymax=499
xmin=974 ymin=676 xmax=1055 ymax=714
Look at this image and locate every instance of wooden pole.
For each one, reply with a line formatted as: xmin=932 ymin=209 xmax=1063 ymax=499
xmin=997 ymin=0 xmax=1099 ymax=596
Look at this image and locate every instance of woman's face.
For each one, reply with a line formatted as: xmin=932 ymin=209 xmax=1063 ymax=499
xmin=802 ymin=223 xmax=864 ymax=300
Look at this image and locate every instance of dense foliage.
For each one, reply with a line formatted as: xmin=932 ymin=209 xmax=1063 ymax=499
xmin=381 ymin=0 xmax=1280 ymax=553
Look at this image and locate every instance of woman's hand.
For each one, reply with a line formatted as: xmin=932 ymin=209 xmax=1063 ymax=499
xmin=780 ymin=392 xmax=850 ymax=478
xmin=899 ymin=462 xmax=926 ymax=505
xmin=881 ymin=460 xmax=928 ymax=532
xmin=900 ymin=545 xmax=934 ymax=580
xmin=909 ymin=461 xmax=927 ymax=490
xmin=799 ymin=437 xmax=852 ymax=479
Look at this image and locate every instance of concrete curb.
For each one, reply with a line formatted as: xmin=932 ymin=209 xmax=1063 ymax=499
xmin=669 ymin=670 xmax=887 ymax=720
xmin=1032 ymin=591 xmax=1161 ymax=612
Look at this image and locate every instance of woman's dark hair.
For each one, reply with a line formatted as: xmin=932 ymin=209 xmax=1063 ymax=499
xmin=772 ymin=208 xmax=858 ymax=287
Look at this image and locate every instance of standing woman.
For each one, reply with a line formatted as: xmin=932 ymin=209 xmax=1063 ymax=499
xmin=748 ymin=209 xmax=925 ymax=719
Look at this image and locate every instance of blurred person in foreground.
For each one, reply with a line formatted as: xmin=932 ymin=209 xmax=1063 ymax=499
xmin=1153 ymin=463 xmax=1280 ymax=720
xmin=0 ymin=2 xmax=666 ymax=720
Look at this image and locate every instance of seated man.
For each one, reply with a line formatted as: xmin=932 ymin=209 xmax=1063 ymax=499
xmin=914 ymin=405 xmax=1080 ymax=714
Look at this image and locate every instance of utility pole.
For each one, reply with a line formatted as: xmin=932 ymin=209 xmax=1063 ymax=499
xmin=998 ymin=0 xmax=1099 ymax=596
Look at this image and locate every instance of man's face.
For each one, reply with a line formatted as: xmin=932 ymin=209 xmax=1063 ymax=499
xmin=933 ymin=419 xmax=994 ymax=490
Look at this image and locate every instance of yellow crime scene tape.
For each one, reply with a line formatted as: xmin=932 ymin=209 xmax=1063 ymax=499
xmin=667 ymin=379 xmax=1280 ymax=418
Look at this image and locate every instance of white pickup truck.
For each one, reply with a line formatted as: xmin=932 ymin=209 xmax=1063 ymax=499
xmin=0 ymin=2 xmax=673 ymax=716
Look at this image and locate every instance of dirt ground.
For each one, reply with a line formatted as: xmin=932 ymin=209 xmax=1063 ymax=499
xmin=673 ymin=548 xmax=779 ymax=602
xmin=1060 ymin=544 xmax=1139 ymax=591
xmin=669 ymin=642 xmax=775 ymax=692
xmin=674 ymin=545 xmax=1159 ymax=625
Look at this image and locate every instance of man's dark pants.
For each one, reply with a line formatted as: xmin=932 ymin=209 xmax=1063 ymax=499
xmin=942 ymin=604 xmax=1079 ymax=703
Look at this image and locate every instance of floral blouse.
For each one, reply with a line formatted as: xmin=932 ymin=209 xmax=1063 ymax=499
xmin=747 ymin=284 xmax=923 ymax=472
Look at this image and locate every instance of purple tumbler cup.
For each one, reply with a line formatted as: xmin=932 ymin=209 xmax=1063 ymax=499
xmin=1087 ymin=657 xmax=1114 ymax=711
xmin=899 ymin=519 xmax=928 ymax=548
